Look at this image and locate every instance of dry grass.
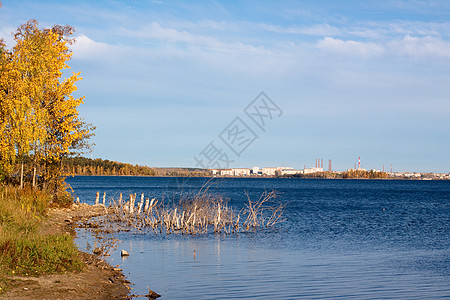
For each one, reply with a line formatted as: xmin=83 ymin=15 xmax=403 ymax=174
xmin=0 ymin=185 xmax=83 ymax=281
xmin=99 ymin=185 xmax=286 ymax=235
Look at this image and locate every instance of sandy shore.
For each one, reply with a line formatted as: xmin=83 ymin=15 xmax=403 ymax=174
xmin=1 ymin=203 xmax=130 ymax=300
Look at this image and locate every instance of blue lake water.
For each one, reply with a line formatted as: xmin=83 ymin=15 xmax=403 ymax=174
xmin=67 ymin=176 xmax=450 ymax=299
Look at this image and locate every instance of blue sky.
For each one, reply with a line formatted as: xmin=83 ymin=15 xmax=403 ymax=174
xmin=1 ymin=0 xmax=449 ymax=172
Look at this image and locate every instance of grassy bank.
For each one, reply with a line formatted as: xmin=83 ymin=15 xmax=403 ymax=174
xmin=0 ymin=186 xmax=83 ymax=294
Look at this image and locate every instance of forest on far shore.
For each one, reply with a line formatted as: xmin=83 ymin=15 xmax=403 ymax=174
xmin=62 ymin=157 xmax=210 ymax=177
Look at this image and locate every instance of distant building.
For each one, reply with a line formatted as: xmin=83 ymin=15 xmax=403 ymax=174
xmin=221 ymin=169 xmax=233 ymax=176
xmin=303 ymin=167 xmax=323 ymax=174
xmin=280 ymin=168 xmax=302 ymax=175
xmin=211 ymin=168 xmax=250 ymax=176
xmin=404 ymin=172 xmax=422 ymax=178
xmin=232 ymin=168 xmax=251 ymax=176
xmin=212 ymin=165 xmax=330 ymax=177
xmin=261 ymin=167 xmax=280 ymax=176
xmin=252 ymin=166 xmax=261 ymax=175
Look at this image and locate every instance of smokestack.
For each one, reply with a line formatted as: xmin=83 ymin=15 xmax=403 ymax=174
xmin=328 ymin=160 xmax=332 ymax=172
xmin=358 ymin=157 xmax=361 ymax=169
xmin=315 ymin=159 xmax=317 ymax=168
xmin=321 ymin=159 xmax=323 ymax=169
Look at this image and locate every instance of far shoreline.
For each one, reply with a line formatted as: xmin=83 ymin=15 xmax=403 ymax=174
xmin=65 ymin=174 xmax=449 ymax=181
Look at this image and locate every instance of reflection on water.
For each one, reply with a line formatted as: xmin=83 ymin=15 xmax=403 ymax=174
xmin=69 ymin=177 xmax=450 ymax=299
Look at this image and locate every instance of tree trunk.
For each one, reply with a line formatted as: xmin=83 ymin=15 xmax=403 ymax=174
xmin=42 ymin=161 xmax=46 ymax=190
xmin=32 ymin=167 xmax=36 ymax=188
xmin=20 ymin=163 xmax=24 ymax=189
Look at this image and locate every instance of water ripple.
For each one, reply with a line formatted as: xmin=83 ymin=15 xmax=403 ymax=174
xmin=70 ymin=177 xmax=450 ymax=299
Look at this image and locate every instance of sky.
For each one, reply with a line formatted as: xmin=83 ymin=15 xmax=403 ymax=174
xmin=1 ymin=0 xmax=449 ymax=172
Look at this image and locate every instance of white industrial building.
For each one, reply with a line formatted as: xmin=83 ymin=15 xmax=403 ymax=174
xmin=211 ymin=168 xmax=250 ymax=176
xmin=261 ymin=167 xmax=281 ymax=176
xmin=232 ymin=168 xmax=251 ymax=176
xmin=280 ymin=168 xmax=303 ymax=175
xmin=303 ymin=167 xmax=323 ymax=174
xmin=211 ymin=166 xmax=325 ymax=177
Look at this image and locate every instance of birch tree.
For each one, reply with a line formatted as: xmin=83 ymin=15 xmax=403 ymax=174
xmin=0 ymin=20 xmax=92 ymax=196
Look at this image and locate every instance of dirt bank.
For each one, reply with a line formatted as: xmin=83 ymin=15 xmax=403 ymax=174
xmin=1 ymin=204 xmax=130 ymax=300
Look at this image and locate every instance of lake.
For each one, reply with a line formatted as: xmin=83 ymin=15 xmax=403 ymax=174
xmin=67 ymin=176 xmax=450 ymax=299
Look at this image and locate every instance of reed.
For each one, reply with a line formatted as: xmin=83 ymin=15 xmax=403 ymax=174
xmin=100 ymin=185 xmax=286 ymax=235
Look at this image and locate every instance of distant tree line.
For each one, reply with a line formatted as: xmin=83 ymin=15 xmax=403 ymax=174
xmin=62 ymin=157 xmax=210 ymax=177
xmin=154 ymin=167 xmax=210 ymax=177
xmin=342 ymin=169 xmax=389 ymax=179
xmin=62 ymin=157 xmax=156 ymax=176
xmin=280 ymin=171 xmax=341 ymax=179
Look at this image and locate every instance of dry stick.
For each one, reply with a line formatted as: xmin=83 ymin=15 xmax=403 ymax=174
xmin=129 ymin=194 xmax=135 ymax=214
xmin=136 ymin=193 xmax=143 ymax=214
xmin=137 ymin=199 xmax=143 ymax=215
xmin=180 ymin=211 xmax=185 ymax=230
xmin=148 ymin=198 xmax=156 ymax=216
xmin=144 ymin=198 xmax=150 ymax=212
xmin=123 ymin=200 xmax=129 ymax=213
xmin=266 ymin=203 xmax=286 ymax=227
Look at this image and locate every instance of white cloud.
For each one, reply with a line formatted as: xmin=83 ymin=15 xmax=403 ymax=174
xmin=71 ymin=35 xmax=114 ymax=59
xmin=261 ymin=23 xmax=341 ymax=36
xmin=315 ymin=35 xmax=450 ymax=60
xmin=347 ymin=21 xmax=450 ymax=39
xmin=196 ymin=20 xmax=237 ymax=31
xmin=388 ymin=35 xmax=450 ymax=59
xmin=119 ymin=22 xmax=274 ymax=55
xmin=316 ymin=37 xmax=385 ymax=58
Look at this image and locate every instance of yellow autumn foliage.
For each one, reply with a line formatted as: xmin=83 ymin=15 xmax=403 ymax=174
xmin=0 ymin=20 xmax=89 ymax=186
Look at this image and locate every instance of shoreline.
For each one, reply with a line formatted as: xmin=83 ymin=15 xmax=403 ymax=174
xmin=0 ymin=204 xmax=130 ymax=300
xmin=66 ymin=174 xmax=449 ymax=180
